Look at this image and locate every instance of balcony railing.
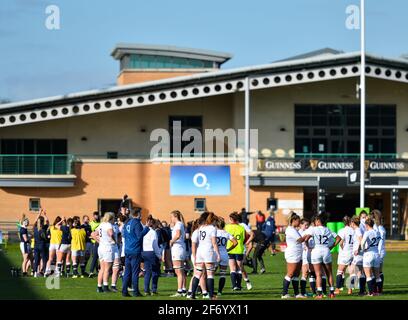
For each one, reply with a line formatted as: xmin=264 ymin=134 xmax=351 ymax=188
xmin=0 ymin=154 xmax=75 ymax=175
xmin=294 ymin=153 xmax=397 ymax=159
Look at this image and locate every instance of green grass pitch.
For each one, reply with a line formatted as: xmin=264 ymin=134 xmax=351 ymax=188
xmin=1 ymin=245 xmax=407 ymax=300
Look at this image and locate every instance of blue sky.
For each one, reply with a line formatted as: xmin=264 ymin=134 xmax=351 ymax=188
xmin=0 ymin=0 xmax=407 ymax=102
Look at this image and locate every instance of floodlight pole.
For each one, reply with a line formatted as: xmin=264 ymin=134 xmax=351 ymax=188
xmin=245 ymin=77 xmax=250 ymax=212
xmin=359 ymin=0 xmax=366 ymax=208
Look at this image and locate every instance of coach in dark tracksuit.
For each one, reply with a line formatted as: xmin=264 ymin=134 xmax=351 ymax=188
xmin=262 ymin=212 xmax=276 ymax=251
xmin=251 ymin=230 xmax=268 ymax=274
xmin=122 ymin=209 xmax=149 ymax=297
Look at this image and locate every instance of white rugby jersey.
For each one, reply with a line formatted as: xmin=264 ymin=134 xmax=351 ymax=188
xmin=96 ymin=222 xmax=115 ymax=247
xmin=217 ymin=229 xmax=234 ymax=256
xmin=299 ymin=228 xmax=315 ymax=249
xmin=112 ymin=223 xmax=120 ymax=243
xmin=376 ymin=225 xmax=386 ymax=255
xmin=361 ymin=229 xmax=381 ymax=253
xmin=305 ymin=226 xmax=334 ymax=248
xmin=352 ymin=227 xmax=363 ymax=253
xmin=240 ymin=222 xmax=251 ymax=233
xmin=337 ymin=226 xmax=354 ymax=252
xmin=194 ymin=225 xmax=217 ymax=252
xmin=285 ymin=226 xmax=302 ymax=253
xmin=172 ymin=221 xmax=186 ymax=247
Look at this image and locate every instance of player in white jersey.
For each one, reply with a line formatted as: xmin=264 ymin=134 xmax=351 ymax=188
xmin=190 ymin=212 xmax=220 ymax=299
xmin=359 ymin=211 xmax=368 ymax=234
xmin=350 ymin=215 xmax=366 ymax=296
xmin=281 ymin=212 xmax=305 ymax=299
xmin=92 ymin=212 xmax=116 ymax=293
xmin=335 ymin=216 xmax=354 ymax=294
xmin=299 ymin=218 xmax=316 ymax=296
xmin=303 ymin=214 xmax=340 ymax=299
xmin=237 ymin=215 xmax=254 ymax=290
xmin=110 ymin=221 xmax=121 ymax=292
xmin=169 ymin=210 xmax=187 ymax=297
xmin=361 ymin=217 xmax=381 ymax=296
xmin=371 ymin=209 xmax=385 ymax=294
xmin=216 ymin=217 xmax=237 ymax=296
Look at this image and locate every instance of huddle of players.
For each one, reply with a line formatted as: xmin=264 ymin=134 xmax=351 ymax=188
xmin=18 ymin=210 xmax=98 ymax=278
xmin=175 ymin=211 xmax=254 ymax=300
xmin=282 ymin=209 xmax=386 ymax=299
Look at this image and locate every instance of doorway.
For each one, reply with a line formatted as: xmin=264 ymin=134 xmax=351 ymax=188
xmin=98 ymin=198 xmax=131 ymax=215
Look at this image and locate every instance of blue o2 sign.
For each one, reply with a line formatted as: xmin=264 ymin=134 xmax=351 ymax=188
xmin=170 ymin=166 xmax=231 ymax=196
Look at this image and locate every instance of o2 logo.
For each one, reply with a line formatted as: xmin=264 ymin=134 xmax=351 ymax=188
xmin=193 ymin=173 xmax=210 ymax=190
xmin=170 ymin=166 xmax=230 ymax=196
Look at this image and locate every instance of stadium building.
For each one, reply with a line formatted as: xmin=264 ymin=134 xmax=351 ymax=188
xmin=1 ymin=44 xmax=408 ymax=239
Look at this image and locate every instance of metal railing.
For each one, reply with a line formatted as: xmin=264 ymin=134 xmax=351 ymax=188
xmin=295 ymin=153 xmax=397 ymax=159
xmin=0 ymin=154 xmax=75 ymax=175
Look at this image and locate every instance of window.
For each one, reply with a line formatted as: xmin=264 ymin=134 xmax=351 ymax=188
xmin=295 ymin=105 xmax=396 ymax=156
xmin=0 ymin=139 xmax=67 ymax=155
xmin=29 ymin=198 xmax=41 ymax=212
xmin=169 ymin=116 xmax=203 ymax=156
xmin=107 ymin=152 xmax=118 ymax=159
xmin=126 ymin=54 xmax=213 ymax=70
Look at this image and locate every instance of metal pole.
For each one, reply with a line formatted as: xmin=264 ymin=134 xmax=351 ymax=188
xmin=359 ymin=0 xmax=366 ymax=207
xmin=245 ymin=77 xmax=250 ymax=212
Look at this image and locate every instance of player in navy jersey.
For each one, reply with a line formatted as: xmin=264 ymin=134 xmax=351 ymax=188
xmin=19 ymin=216 xmax=32 ymax=276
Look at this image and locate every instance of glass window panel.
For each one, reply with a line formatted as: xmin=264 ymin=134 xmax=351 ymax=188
xmin=329 ymin=116 xmax=342 ymax=126
xmin=347 ymin=140 xmax=360 ymax=153
xmin=295 ymin=139 xmax=310 ymax=153
xmin=381 ymin=139 xmax=396 ymax=153
xmin=295 ymin=116 xmax=310 ymax=126
xmin=312 ymin=116 xmax=327 ymax=126
xmin=348 ymin=129 xmax=360 ymax=136
xmin=382 ymin=129 xmax=395 ymax=136
xmin=366 ymin=116 xmax=380 ymax=126
xmin=313 ymin=129 xmax=326 ymax=136
xmin=346 ymin=116 xmax=360 ymax=126
xmin=296 ymin=105 xmax=311 ymax=115
xmin=330 ymin=129 xmax=344 ymax=136
xmin=381 ymin=117 xmax=395 ymax=126
xmin=366 ymin=129 xmax=378 ymax=136
xmin=296 ymin=128 xmax=309 ymax=136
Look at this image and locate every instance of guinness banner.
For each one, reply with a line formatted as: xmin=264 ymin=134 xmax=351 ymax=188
xmin=257 ymin=158 xmax=408 ymax=172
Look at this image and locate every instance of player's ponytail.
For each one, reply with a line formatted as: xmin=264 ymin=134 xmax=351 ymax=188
xmin=370 ymin=209 xmax=383 ymax=226
xmin=343 ymin=215 xmax=351 ymax=226
xmin=289 ymin=211 xmax=300 ymax=225
xmin=205 ymin=212 xmax=217 ymax=225
xmin=171 ymin=210 xmax=185 ymax=225
xmin=229 ymin=212 xmax=240 ymax=223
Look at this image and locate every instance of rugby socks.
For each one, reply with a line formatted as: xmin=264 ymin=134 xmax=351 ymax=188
xmin=291 ymin=277 xmax=299 ymax=296
xmin=367 ymin=277 xmax=374 ymax=294
xmin=73 ymin=263 xmax=78 ymax=276
xmin=300 ymin=277 xmax=307 ymax=295
xmin=80 ymin=263 xmax=86 ymax=275
xmin=376 ymin=277 xmax=382 ymax=293
xmin=336 ymin=271 xmax=344 ymax=289
xmin=66 ymin=263 xmax=71 ymax=275
xmin=236 ymin=270 xmax=243 ymax=289
xmin=206 ymin=276 xmax=215 ymax=298
xmin=379 ymin=273 xmax=384 ymax=293
xmin=103 ymin=281 xmax=110 ymax=292
xmin=230 ymin=272 xmax=237 ymax=288
xmin=191 ymin=276 xmax=200 ymax=299
xmin=309 ymin=273 xmax=317 ymax=294
xmin=359 ymin=276 xmax=366 ymax=294
xmin=57 ymin=262 xmax=62 ymax=274
xmin=282 ymin=276 xmax=291 ymax=296
xmin=317 ymin=286 xmax=323 ymax=296
xmin=218 ymin=271 xmax=227 ymax=293
xmin=378 ymin=273 xmax=384 ymax=293
xmin=322 ymin=276 xmax=327 ymax=295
